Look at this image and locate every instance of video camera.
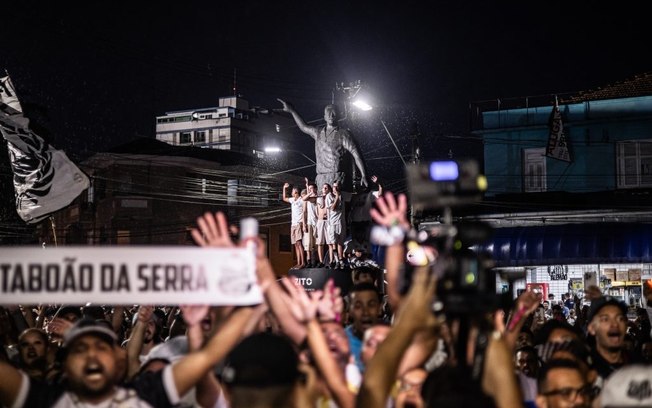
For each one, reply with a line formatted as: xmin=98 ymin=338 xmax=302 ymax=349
xmin=402 ymin=160 xmax=508 ymax=317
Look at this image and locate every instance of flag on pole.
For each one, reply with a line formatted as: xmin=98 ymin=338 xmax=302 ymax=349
xmin=0 ymin=74 xmax=90 ymax=224
xmin=546 ymin=97 xmax=572 ymax=162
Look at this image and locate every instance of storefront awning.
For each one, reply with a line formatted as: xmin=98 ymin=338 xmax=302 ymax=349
xmin=475 ymin=223 xmax=652 ymax=267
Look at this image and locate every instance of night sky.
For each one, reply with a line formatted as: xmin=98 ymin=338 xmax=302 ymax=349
xmin=3 ymin=1 xmax=652 ymax=182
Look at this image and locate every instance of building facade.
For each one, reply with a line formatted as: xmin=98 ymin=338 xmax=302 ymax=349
xmin=466 ymin=73 xmax=652 ymax=306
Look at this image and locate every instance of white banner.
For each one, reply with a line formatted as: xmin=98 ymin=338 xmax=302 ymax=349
xmin=0 ymin=246 xmax=262 ymax=305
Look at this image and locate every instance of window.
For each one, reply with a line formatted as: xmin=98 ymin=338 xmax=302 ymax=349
xmin=617 ymin=139 xmax=652 ymax=188
xmin=195 ymin=131 xmax=206 ymax=143
xmin=523 ymin=148 xmax=546 ymax=192
xmin=180 ymin=132 xmax=191 ymax=144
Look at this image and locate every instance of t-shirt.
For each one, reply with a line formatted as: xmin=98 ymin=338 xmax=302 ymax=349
xmin=290 ymin=197 xmax=304 ymax=226
xmin=12 ymin=365 xmax=180 ymax=408
xmin=344 ymin=325 xmax=364 ymax=373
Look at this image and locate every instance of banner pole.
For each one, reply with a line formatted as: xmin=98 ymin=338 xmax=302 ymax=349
xmin=49 ymin=216 xmax=58 ymax=247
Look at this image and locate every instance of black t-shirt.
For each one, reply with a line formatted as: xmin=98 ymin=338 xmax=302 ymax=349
xmin=421 ymin=365 xmax=496 ymax=408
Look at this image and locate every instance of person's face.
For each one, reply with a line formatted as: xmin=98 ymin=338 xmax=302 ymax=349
xmin=143 ymin=321 xmax=156 ymax=343
xmin=18 ymin=331 xmax=47 ymax=367
xmin=515 ymin=350 xmax=538 ymax=378
xmin=292 ymin=188 xmax=300 ymax=198
xmin=65 ymin=335 xmax=117 ymax=400
xmin=324 ymin=106 xmax=337 ymax=125
xmin=588 ymin=305 xmax=627 ymax=351
xmin=543 ymin=301 xmax=550 ymax=310
xmin=361 ymin=325 xmax=390 ymax=365
xmin=349 ymin=290 xmax=381 ymax=338
xmin=395 ymin=368 xmax=427 ymax=408
xmin=536 ymin=367 xmax=590 ymax=408
xmin=553 ymin=308 xmax=566 ymax=322
xmin=320 ymin=322 xmax=350 ymax=366
xmin=322 ymin=184 xmax=331 ymax=195
xmin=308 ymin=185 xmax=317 ymax=195
xmin=516 ymin=332 xmax=534 ymax=348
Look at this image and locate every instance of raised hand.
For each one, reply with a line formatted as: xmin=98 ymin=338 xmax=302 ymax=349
xmin=180 ymin=304 xmax=209 ymax=328
xmin=316 ymin=279 xmax=343 ymax=323
xmin=371 ymin=175 xmax=378 ymax=184
xmin=136 ymin=305 xmax=154 ymax=323
xmin=279 ymin=277 xmax=319 ymax=324
xmin=277 ymin=98 xmax=292 ymax=112
xmin=191 ymin=211 xmax=235 ymax=248
xmin=370 ymin=191 xmax=410 ymax=229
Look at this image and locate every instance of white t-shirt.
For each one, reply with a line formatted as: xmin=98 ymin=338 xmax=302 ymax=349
xmin=290 ymin=197 xmax=304 ymax=226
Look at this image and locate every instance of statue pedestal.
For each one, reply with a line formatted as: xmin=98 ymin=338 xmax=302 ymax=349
xmin=287 ymin=267 xmax=353 ymax=295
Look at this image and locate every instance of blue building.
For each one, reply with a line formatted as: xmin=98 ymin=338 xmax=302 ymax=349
xmin=467 ymin=73 xmax=652 ymax=304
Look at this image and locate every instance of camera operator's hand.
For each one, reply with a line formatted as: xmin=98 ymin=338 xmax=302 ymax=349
xmin=370 ymin=191 xmax=410 ymax=230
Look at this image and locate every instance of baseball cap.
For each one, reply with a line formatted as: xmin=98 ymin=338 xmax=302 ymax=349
xmin=600 ymin=364 xmax=652 ymax=407
xmin=142 ymin=336 xmax=188 ymax=366
xmin=588 ymin=296 xmax=628 ymax=322
xmin=220 ymin=332 xmax=302 ymax=387
xmin=62 ymin=317 xmax=118 ymax=349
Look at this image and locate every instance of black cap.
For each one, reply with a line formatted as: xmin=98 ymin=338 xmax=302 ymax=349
xmin=221 ymin=332 xmax=301 ymax=387
xmin=587 ymin=296 xmax=627 ymax=322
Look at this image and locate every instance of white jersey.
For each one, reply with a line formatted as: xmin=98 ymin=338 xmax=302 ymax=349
xmin=289 ymin=197 xmax=304 ymax=226
xmin=305 ymin=199 xmax=318 ymax=226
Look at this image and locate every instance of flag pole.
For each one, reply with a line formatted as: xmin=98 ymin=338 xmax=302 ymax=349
xmin=49 ymin=216 xmax=58 ymax=247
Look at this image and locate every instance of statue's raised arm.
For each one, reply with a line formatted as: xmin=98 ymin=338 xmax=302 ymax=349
xmin=277 ymin=98 xmax=318 ymax=140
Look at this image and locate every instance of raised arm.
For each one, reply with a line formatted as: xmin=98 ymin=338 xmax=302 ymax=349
xmin=371 ymin=175 xmax=382 ymax=196
xmin=277 ymin=98 xmax=318 ymax=140
xmin=282 ymin=182 xmax=291 ymax=203
xmin=356 ymin=266 xmax=438 ymax=408
xmin=370 ymin=192 xmax=411 ymax=311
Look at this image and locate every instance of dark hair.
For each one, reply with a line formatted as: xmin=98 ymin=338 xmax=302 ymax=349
xmin=349 ymin=282 xmax=382 ymax=302
xmin=537 ymin=358 xmax=583 ymax=391
xmin=534 ymin=319 xmax=583 ymax=346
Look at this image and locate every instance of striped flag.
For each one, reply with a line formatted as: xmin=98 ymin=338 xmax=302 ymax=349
xmin=0 ymin=75 xmax=89 ymax=224
xmin=546 ymin=98 xmax=572 ymax=162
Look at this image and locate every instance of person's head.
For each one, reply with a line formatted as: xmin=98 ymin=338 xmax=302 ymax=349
xmin=321 ymin=183 xmax=332 ymax=196
xmin=348 ymin=283 xmax=382 ymax=338
xmin=323 ymin=104 xmax=339 ymax=125
xmin=535 ymin=319 xmax=583 ymax=346
xmin=56 ymin=305 xmax=83 ymax=323
xmin=395 ymin=367 xmax=427 ymax=408
xmin=548 ymin=293 xmax=555 ymax=301
xmin=307 ymin=183 xmax=317 ymax=195
xmin=515 ymin=345 xmax=539 ymax=378
xmin=60 ymin=318 xmax=119 ymax=402
xmin=516 ymin=328 xmax=534 ymax=349
xmin=292 ymin=187 xmax=300 ymax=198
xmin=220 ymin=332 xmax=304 ymax=408
xmin=319 ymin=321 xmax=351 ymax=367
xmin=18 ymin=328 xmax=49 ymax=369
xmin=352 ymin=265 xmax=377 ymax=285
xmin=551 ymin=304 xmax=565 ymax=322
xmin=360 ymin=323 xmax=391 ymax=366
xmin=536 ymin=359 xmax=591 ymax=408
xmin=586 ymin=297 xmax=628 ymax=354
xmin=543 ymin=301 xmax=550 ymax=310
xmin=599 ymin=364 xmax=652 ymax=407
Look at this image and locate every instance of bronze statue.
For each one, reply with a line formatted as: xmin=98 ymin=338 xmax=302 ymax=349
xmin=277 ymin=99 xmax=368 ymax=191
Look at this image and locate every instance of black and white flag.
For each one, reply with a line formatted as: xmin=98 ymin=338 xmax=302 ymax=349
xmin=0 ymin=75 xmax=89 ymax=224
xmin=546 ymin=98 xmax=572 ymax=162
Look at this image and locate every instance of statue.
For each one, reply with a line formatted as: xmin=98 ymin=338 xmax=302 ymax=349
xmin=277 ymin=99 xmax=368 ymax=192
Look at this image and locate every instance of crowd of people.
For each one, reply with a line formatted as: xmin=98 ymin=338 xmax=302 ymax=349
xmin=0 ymin=191 xmax=651 ymax=408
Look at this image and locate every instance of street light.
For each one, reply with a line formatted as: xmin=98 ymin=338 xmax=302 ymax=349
xmin=264 ymin=146 xmax=315 ymax=164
